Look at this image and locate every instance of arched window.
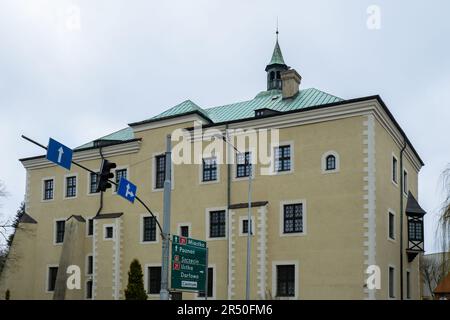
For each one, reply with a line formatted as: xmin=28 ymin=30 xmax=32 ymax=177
xmin=270 ymin=71 xmax=275 ymax=81
xmin=322 ymin=151 xmax=340 ymax=173
xmin=326 ymin=155 xmax=336 ymax=171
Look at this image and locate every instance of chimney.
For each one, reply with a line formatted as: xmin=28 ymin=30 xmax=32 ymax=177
xmin=281 ymin=69 xmax=301 ymax=99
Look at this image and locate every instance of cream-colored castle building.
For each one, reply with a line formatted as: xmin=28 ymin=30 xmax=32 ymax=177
xmin=0 ymin=37 xmax=426 ymax=300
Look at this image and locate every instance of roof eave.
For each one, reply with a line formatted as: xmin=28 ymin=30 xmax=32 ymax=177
xmin=128 ymin=110 xmax=213 ymax=127
xmin=18 ymin=138 xmax=142 ymax=162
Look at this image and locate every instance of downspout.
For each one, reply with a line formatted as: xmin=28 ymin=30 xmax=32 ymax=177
xmin=399 ymin=141 xmax=407 ymax=300
xmin=96 ymin=146 xmax=105 ymax=217
xmin=226 ymin=124 xmax=231 ymax=299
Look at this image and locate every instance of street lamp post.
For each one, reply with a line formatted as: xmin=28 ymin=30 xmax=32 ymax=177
xmin=216 ymin=134 xmax=252 ymax=300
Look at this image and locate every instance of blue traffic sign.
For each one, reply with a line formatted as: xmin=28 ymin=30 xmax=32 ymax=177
xmin=46 ymin=138 xmax=73 ymax=170
xmin=117 ymin=177 xmax=137 ymax=203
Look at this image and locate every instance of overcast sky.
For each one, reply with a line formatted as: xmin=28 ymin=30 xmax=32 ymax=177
xmin=0 ymin=0 xmax=449 ymax=252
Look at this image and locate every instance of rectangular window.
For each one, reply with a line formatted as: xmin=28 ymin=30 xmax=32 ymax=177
xmin=406 ymin=271 xmax=411 ymax=299
xmin=408 ymin=220 xmax=423 ymax=241
xmin=143 ymin=217 xmax=156 ymax=242
xmin=276 ymin=265 xmax=295 ymax=297
xmin=392 ymin=157 xmax=398 ymax=183
xmin=198 ymin=268 xmax=213 ymax=298
xmin=155 ymin=155 xmax=166 ymax=189
xmin=65 ymin=176 xmax=77 ymax=198
xmin=202 ymin=157 xmax=217 ymax=182
xmin=388 ymin=212 xmax=395 ymax=240
xmin=87 ymin=218 xmax=94 ymax=236
xmin=275 ymin=145 xmax=291 ymax=172
xmin=389 ymin=266 xmax=395 ymax=298
xmin=236 ymin=152 xmax=251 ymax=178
xmin=115 ymin=169 xmax=127 ymax=191
xmin=89 ymin=172 xmax=99 ymax=194
xmin=209 ymin=210 xmax=226 ymax=238
xmin=283 ymin=203 xmax=303 ymax=234
xmin=180 ymin=225 xmax=189 ymax=238
xmin=105 ymin=226 xmax=114 ymax=239
xmin=86 ymin=280 xmax=93 ymax=299
xmin=87 ymin=255 xmax=93 ymax=275
xmin=44 ymin=179 xmax=54 ymax=200
xmin=55 ymin=220 xmax=65 ymax=244
xmin=242 ymin=219 xmax=252 ymax=235
xmin=48 ymin=267 xmax=58 ymax=292
xmin=403 ymin=170 xmax=408 ymax=194
xmin=147 ymin=266 xmax=161 ymax=294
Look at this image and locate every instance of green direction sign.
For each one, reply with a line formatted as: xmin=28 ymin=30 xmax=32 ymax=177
xmin=173 ymin=235 xmax=206 ymax=249
xmin=171 ymin=263 xmax=206 ymax=291
xmin=172 ymin=242 xmax=207 ymax=266
xmin=171 ymin=235 xmax=208 ymax=292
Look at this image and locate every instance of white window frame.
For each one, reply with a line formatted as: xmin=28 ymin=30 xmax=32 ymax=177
xmin=177 ymin=222 xmax=192 ymax=238
xmin=53 ymin=218 xmax=66 ymax=246
xmin=270 ymin=141 xmax=294 ymax=176
xmin=391 ymin=153 xmax=399 ymax=187
xmin=232 ymin=150 xmax=255 ymax=182
xmin=239 ymin=215 xmax=256 ymax=237
xmin=279 ymin=200 xmax=307 ymax=237
xmin=406 ymin=269 xmax=411 ymax=300
xmin=86 ymin=169 xmax=100 ymax=196
xmin=86 ymin=216 xmax=94 ymax=237
xmin=387 ymin=209 xmax=396 ymax=242
xmin=388 ymin=264 xmax=396 ymax=300
xmin=85 ymin=279 xmax=93 ymax=300
xmin=144 ymin=263 xmax=162 ymax=297
xmin=63 ymin=173 xmax=78 ymax=200
xmin=321 ymin=150 xmax=340 ymax=174
xmin=85 ymin=254 xmax=93 ymax=276
xmin=199 ymin=155 xmax=220 ymax=185
xmin=196 ymin=264 xmax=217 ymax=300
xmin=112 ymin=166 xmax=129 ymax=194
xmin=103 ymin=224 xmax=115 ymax=241
xmin=403 ymin=168 xmax=409 ymax=196
xmin=152 ymin=152 xmax=174 ymax=192
xmin=205 ymin=207 xmax=228 ymax=241
xmin=272 ymin=260 xmax=299 ymax=300
xmin=41 ymin=176 xmax=55 ymax=202
xmin=140 ymin=213 xmax=160 ymax=244
xmin=45 ymin=264 xmax=59 ymax=293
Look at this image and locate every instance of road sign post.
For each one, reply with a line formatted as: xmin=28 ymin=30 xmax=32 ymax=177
xmin=171 ymin=235 xmax=208 ymax=293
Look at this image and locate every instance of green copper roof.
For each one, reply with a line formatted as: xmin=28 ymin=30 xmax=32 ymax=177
xmin=78 ymin=88 xmax=342 ymax=149
xmin=267 ymin=40 xmax=286 ymax=66
xmin=75 ymin=127 xmax=134 ymax=150
xmin=205 ymin=88 xmax=342 ymax=123
xmin=151 ymin=100 xmax=210 ymax=121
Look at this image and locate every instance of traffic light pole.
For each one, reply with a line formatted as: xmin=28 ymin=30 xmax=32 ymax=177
xmin=20 ymin=135 xmax=163 ymax=235
xmin=160 ymin=134 xmax=172 ymax=300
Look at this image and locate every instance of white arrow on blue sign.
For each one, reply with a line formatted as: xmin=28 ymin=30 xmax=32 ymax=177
xmin=117 ymin=177 xmax=137 ymax=203
xmin=46 ymin=138 xmax=73 ymax=170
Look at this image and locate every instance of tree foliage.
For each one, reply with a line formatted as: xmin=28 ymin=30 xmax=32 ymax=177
xmin=124 ymin=259 xmax=148 ymax=300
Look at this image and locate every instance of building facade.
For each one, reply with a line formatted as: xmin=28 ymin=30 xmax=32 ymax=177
xmin=0 ymin=37 xmax=426 ymax=300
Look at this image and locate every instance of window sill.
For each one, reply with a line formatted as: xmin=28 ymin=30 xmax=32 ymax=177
xmin=140 ymin=240 xmax=159 ymax=245
xmin=199 ymin=179 xmax=220 ymax=185
xmin=280 ymin=232 xmax=306 ymax=238
xmin=206 ymin=236 xmax=227 ymax=241
xmin=322 ymin=169 xmax=339 ymax=175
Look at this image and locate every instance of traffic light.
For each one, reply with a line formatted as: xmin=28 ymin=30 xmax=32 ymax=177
xmin=96 ymin=159 xmax=117 ymax=192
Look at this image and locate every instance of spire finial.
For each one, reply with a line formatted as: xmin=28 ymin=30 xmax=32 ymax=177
xmin=276 ymin=17 xmax=279 ymax=41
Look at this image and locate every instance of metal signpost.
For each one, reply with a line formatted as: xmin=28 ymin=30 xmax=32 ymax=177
xmin=171 ymin=235 xmax=208 ymax=297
